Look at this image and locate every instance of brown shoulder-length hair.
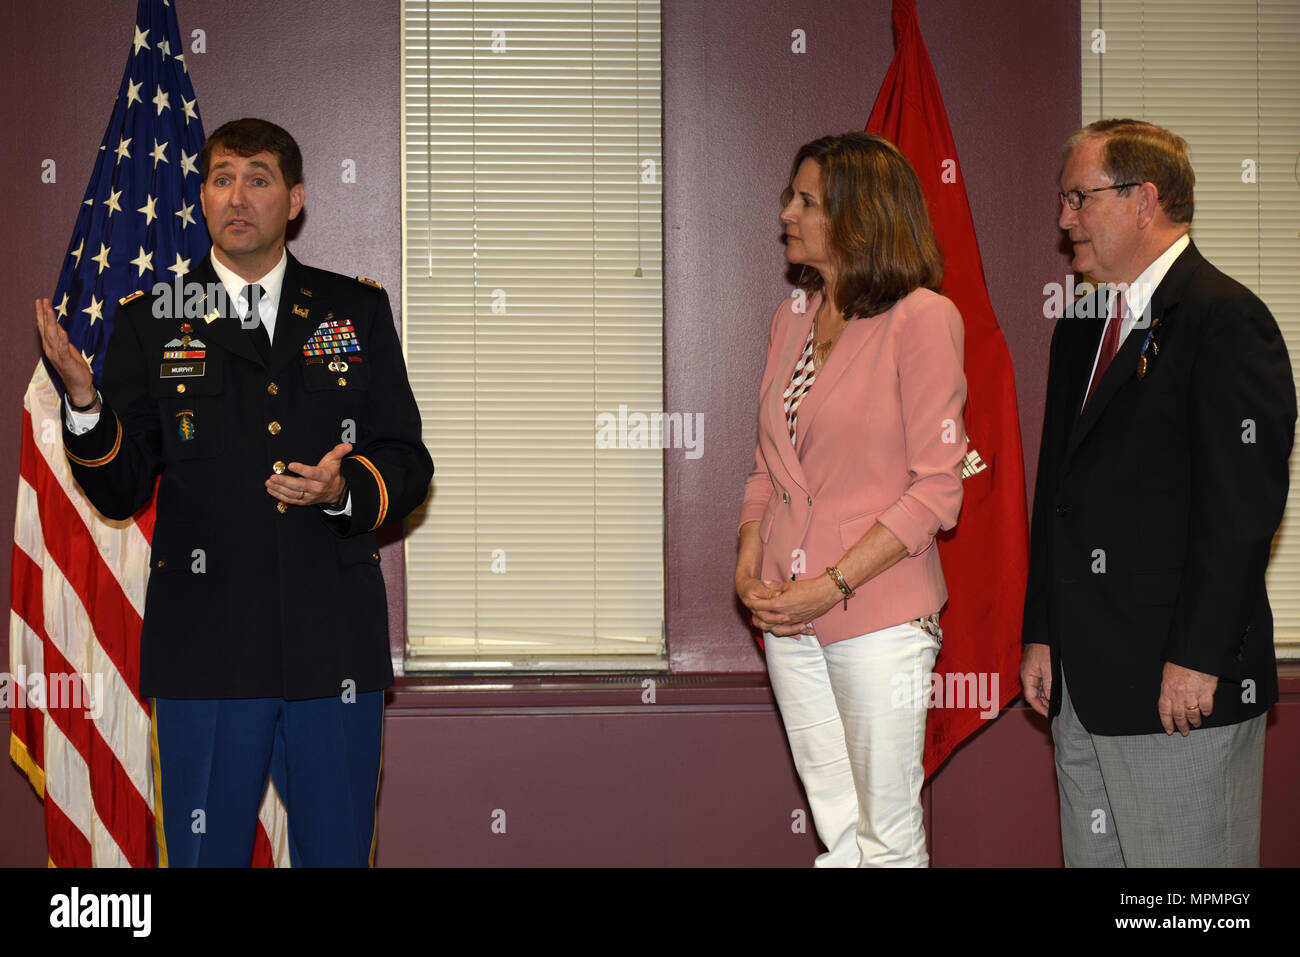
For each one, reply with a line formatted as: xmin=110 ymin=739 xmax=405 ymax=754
xmin=783 ymin=131 xmax=943 ymax=319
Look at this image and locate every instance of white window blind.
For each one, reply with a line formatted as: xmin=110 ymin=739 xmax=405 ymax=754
xmin=400 ymin=0 xmax=665 ymax=670
xmin=1082 ymin=0 xmax=1300 ymax=656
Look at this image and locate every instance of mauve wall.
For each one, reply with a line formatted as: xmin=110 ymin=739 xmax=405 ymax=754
xmin=4 ymin=0 xmax=1297 ymax=868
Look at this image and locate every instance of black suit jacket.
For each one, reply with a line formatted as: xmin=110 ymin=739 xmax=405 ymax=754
xmin=1023 ymin=241 xmax=1295 ymax=735
xmin=63 ymin=252 xmax=434 ymax=700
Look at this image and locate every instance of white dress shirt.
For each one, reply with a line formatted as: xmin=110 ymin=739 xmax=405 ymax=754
xmin=209 ymin=247 xmax=287 ymax=339
xmin=1082 ymin=232 xmax=1190 ymax=392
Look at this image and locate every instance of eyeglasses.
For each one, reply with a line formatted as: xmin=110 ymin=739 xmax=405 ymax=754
xmin=1059 ymin=183 xmax=1138 ymax=210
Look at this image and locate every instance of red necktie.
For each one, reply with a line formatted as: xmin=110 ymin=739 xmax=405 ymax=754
xmin=1082 ymin=295 xmax=1123 ymax=412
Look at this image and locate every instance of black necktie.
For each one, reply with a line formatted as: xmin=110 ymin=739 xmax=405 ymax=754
xmin=243 ymin=283 xmax=271 ymax=364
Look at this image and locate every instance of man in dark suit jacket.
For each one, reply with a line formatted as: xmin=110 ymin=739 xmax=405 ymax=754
xmin=1021 ymin=119 xmax=1295 ymax=866
xmin=36 ymin=118 xmax=433 ymax=866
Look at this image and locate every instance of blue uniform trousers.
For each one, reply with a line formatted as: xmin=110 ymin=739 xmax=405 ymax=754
xmin=151 ymin=692 xmax=383 ymax=867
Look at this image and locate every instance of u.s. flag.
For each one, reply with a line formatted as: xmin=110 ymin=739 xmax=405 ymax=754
xmin=9 ymin=0 xmax=288 ymax=867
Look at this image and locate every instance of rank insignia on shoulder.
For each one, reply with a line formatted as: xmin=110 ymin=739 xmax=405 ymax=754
xmin=356 ymin=276 xmax=383 ymax=289
xmin=118 ymin=290 xmax=145 ymax=306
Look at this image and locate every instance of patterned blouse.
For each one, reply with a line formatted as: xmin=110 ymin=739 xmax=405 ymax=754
xmin=782 ymin=328 xmax=817 ymax=446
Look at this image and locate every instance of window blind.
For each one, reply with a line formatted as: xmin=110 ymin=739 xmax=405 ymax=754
xmin=401 ymin=0 xmax=665 ymax=670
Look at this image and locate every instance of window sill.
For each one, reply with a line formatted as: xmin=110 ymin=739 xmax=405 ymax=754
xmin=385 ymin=672 xmax=776 ymax=711
xmin=384 ymin=662 xmax=1300 ymax=711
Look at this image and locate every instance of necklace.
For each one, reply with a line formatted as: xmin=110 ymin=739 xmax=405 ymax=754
xmin=811 ymin=302 xmax=846 ymax=371
xmin=812 ymin=337 xmax=835 ymax=371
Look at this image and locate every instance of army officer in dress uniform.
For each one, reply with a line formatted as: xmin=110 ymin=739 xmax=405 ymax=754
xmin=35 ymin=118 xmax=433 ymax=867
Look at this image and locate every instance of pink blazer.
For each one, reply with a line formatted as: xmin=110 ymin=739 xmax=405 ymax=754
xmin=738 ymin=288 xmax=967 ymax=644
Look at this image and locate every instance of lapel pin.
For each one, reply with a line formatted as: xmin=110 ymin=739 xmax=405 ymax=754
xmin=292 ymin=304 xmax=310 ymax=319
xmin=1136 ymin=317 xmax=1163 ymax=380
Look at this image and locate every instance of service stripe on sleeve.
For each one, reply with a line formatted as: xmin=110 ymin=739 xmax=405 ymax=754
xmin=352 ymin=455 xmax=388 ymax=530
xmin=65 ymin=416 xmax=123 ymax=468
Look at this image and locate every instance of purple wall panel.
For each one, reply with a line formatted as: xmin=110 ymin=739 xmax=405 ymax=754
xmin=929 ymin=705 xmax=1064 ymax=867
xmin=0 ymin=717 xmax=47 ymax=867
xmin=376 ymin=701 xmax=820 ymax=866
xmin=1260 ymin=701 xmax=1300 ymax=867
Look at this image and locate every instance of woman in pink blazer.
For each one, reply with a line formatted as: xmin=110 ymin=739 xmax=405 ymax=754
xmin=735 ymin=132 xmax=966 ymax=867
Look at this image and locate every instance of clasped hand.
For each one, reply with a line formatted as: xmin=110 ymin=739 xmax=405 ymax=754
xmin=737 ymin=574 xmax=842 ymax=637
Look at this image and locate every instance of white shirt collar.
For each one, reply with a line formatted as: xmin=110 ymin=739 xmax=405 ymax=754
xmin=1118 ymin=233 xmax=1190 ymax=324
xmin=209 ymin=249 xmax=288 ymax=318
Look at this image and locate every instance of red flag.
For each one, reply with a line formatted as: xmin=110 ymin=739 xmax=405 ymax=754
xmin=866 ymin=0 xmax=1029 ymax=776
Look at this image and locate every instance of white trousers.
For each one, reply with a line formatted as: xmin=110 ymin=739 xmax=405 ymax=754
xmin=764 ymin=622 xmax=941 ymax=867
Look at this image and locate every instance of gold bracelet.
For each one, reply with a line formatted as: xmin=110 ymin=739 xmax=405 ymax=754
xmin=826 ymin=566 xmax=855 ymax=598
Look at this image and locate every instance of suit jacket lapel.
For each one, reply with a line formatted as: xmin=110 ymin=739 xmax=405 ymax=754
xmin=1062 ymin=295 xmax=1105 ymax=424
xmin=764 ymin=295 xmax=817 ymax=496
xmin=1142 ymin=239 xmax=1198 ymax=334
xmin=270 ymin=252 xmax=317 ymax=375
xmin=1068 ymin=315 xmax=1146 ymax=456
xmin=1064 ymin=242 xmax=1201 ymax=463
xmin=792 ymin=309 xmax=875 ymax=457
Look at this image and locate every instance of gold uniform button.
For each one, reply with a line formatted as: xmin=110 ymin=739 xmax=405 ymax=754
xmin=337 ymin=377 xmax=347 ymax=387
xmin=273 ymin=460 xmax=286 ymax=474
xmin=267 ymin=381 xmax=279 ymax=396
xmin=276 ymin=501 xmax=288 ymax=514
xmin=371 ymin=552 xmax=379 ymax=561
xmin=267 ymin=421 xmax=282 ymax=435
xmin=155 ymin=560 xmax=165 ymax=568
xmin=176 ymin=383 xmax=186 ymax=394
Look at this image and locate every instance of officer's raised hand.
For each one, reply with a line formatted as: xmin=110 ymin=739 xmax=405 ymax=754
xmin=35 ymin=297 xmax=99 ymax=411
xmin=266 ymin=442 xmax=352 ymax=508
